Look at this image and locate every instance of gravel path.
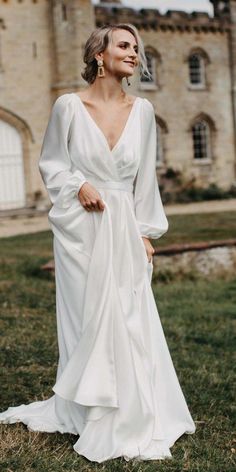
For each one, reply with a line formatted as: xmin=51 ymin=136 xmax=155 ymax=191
xmin=0 ymin=198 xmax=235 ymax=238
xmin=164 ymin=198 xmax=236 ymax=216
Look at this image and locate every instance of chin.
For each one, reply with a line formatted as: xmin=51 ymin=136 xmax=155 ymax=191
xmin=123 ymin=69 xmax=134 ymax=77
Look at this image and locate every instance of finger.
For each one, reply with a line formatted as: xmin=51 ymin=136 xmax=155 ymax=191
xmin=84 ymin=202 xmax=92 ymax=211
xmin=92 ymin=203 xmax=100 ymax=212
xmin=93 ymin=201 xmax=102 ymax=212
xmin=89 ymin=199 xmax=100 ymax=211
xmin=98 ymin=199 xmax=105 ymax=211
xmin=87 ymin=202 xmax=99 ymax=212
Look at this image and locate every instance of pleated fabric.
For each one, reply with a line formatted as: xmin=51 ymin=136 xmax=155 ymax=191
xmin=0 ymin=93 xmax=196 ymax=462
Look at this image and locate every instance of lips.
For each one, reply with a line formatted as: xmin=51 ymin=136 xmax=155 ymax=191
xmin=124 ymin=61 xmax=135 ymax=66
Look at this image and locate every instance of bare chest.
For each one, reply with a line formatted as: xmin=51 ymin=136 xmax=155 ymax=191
xmin=77 ymin=94 xmax=136 ymax=152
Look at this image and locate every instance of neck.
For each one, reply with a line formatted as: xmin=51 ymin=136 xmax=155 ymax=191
xmin=85 ymin=74 xmax=128 ymax=103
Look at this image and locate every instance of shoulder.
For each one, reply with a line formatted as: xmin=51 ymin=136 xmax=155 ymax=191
xmin=51 ymin=93 xmax=75 ymax=114
xmin=127 ymin=95 xmax=154 ymax=113
xmin=142 ymin=97 xmax=155 ymax=112
xmin=140 ymin=98 xmax=155 ymax=126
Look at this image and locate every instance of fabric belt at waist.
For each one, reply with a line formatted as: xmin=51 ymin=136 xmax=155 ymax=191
xmin=87 ymin=178 xmax=134 ymax=193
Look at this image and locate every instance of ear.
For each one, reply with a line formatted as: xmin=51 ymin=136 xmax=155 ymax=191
xmin=95 ymin=53 xmax=103 ymax=62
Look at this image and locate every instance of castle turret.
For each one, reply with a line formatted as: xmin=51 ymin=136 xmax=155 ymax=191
xmin=210 ymin=0 xmax=236 ymax=181
xmin=228 ymin=0 xmax=236 ymax=181
xmin=210 ymin=0 xmax=230 ymax=17
xmin=50 ymin=0 xmax=95 ymax=95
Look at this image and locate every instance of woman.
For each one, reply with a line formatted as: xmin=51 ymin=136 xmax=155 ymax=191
xmin=0 ymin=24 xmax=196 ymax=462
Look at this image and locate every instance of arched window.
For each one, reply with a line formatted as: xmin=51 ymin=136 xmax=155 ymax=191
xmin=156 ymin=123 xmax=164 ymax=166
xmin=192 ymin=120 xmax=211 ymax=160
xmin=0 ymin=19 xmax=5 ymax=73
xmin=189 ymin=53 xmax=205 ymax=86
xmin=62 ymin=3 xmax=68 ymax=22
xmin=155 ymin=116 xmax=168 ymax=167
xmin=141 ymin=51 xmax=156 ymax=84
xmin=187 ymin=49 xmax=210 ymax=89
xmin=140 ymin=48 xmax=160 ymax=90
xmin=0 ymin=120 xmax=25 ymax=209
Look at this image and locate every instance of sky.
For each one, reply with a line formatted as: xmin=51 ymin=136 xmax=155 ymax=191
xmin=92 ymin=1 xmax=213 ymax=16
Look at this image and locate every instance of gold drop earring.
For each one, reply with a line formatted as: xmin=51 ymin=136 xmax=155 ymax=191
xmin=97 ymin=59 xmax=105 ymax=77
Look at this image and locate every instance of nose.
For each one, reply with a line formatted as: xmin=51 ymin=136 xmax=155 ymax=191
xmin=128 ymin=50 xmax=137 ymax=62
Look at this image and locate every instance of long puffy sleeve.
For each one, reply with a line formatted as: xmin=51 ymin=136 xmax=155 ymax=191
xmin=39 ymin=94 xmax=87 ymax=208
xmin=133 ymin=98 xmax=169 ymax=239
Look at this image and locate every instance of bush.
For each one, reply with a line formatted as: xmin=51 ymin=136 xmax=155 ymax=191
xmin=159 ymin=168 xmax=236 ymax=204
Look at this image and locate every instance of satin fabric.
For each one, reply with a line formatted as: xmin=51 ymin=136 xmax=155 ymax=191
xmin=0 ymin=93 xmax=196 ymax=462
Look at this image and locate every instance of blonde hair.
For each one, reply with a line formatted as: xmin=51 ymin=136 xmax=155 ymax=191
xmin=81 ymin=23 xmax=152 ymax=84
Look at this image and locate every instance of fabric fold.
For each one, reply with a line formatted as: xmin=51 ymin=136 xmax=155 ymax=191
xmin=0 ymin=93 xmax=196 ymax=463
xmin=52 ymin=170 xmax=88 ymax=209
xmin=133 ymin=98 xmax=169 ymax=239
xmin=52 ymin=200 xmax=118 ymax=414
xmin=52 ymin=195 xmax=153 ymax=422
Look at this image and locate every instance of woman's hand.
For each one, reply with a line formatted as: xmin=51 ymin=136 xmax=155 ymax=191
xmin=77 ymin=182 xmax=105 ymax=212
xmin=142 ymin=236 xmax=155 ymax=263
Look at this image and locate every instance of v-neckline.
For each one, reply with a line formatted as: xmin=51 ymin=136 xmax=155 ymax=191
xmin=74 ymin=93 xmax=140 ymax=154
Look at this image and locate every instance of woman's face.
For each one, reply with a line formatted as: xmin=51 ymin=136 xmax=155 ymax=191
xmin=97 ymin=29 xmax=139 ymax=79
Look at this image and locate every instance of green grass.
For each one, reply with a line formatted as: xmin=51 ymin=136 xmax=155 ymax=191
xmin=153 ymin=210 xmax=236 ymax=248
xmin=0 ymin=218 xmax=235 ymax=471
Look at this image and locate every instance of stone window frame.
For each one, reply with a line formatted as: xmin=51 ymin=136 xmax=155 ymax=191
xmin=185 ymin=48 xmax=211 ymax=91
xmin=0 ymin=106 xmax=34 ymax=205
xmin=61 ymin=2 xmax=68 ymax=22
xmin=189 ymin=113 xmax=217 ymax=165
xmin=155 ymin=115 xmax=168 ymax=168
xmin=139 ymin=47 xmax=162 ymax=91
xmin=189 ymin=54 xmax=205 ymax=86
xmin=0 ymin=19 xmax=6 ymax=73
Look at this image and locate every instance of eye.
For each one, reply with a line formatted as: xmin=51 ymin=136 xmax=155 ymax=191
xmin=119 ymin=43 xmax=138 ymax=53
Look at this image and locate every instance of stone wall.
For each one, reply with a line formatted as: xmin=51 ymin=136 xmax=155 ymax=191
xmin=144 ymin=29 xmax=233 ymax=189
xmin=0 ymin=0 xmax=54 ymax=205
xmin=0 ymin=1 xmax=235 ymax=209
xmin=154 ymin=245 xmax=236 ymax=279
xmin=95 ymin=5 xmax=235 ymax=190
xmin=0 ymin=0 xmax=95 ymax=207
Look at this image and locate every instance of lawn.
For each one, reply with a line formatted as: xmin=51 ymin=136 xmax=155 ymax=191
xmin=155 ymin=210 xmax=236 ymax=247
xmin=0 ymin=219 xmax=235 ymax=471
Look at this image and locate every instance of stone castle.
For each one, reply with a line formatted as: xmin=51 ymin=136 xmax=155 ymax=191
xmin=0 ymin=0 xmax=235 ymax=210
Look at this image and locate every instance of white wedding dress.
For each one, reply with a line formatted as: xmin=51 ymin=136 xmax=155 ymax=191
xmin=0 ymin=93 xmax=196 ymax=462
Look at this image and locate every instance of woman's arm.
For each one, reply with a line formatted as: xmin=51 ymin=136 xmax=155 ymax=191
xmin=38 ymin=94 xmax=87 ymax=208
xmin=133 ymin=98 xmax=169 ymax=240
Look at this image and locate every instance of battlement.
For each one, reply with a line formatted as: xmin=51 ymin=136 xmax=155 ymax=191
xmin=95 ymin=5 xmax=230 ymax=33
xmin=0 ymin=0 xmax=230 ymax=35
xmin=0 ymin=0 xmax=40 ymax=3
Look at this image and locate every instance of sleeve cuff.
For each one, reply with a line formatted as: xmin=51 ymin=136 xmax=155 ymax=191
xmin=53 ymin=170 xmax=88 ymax=209
xmin=137 ymin=220 xmax=169 ymax=240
